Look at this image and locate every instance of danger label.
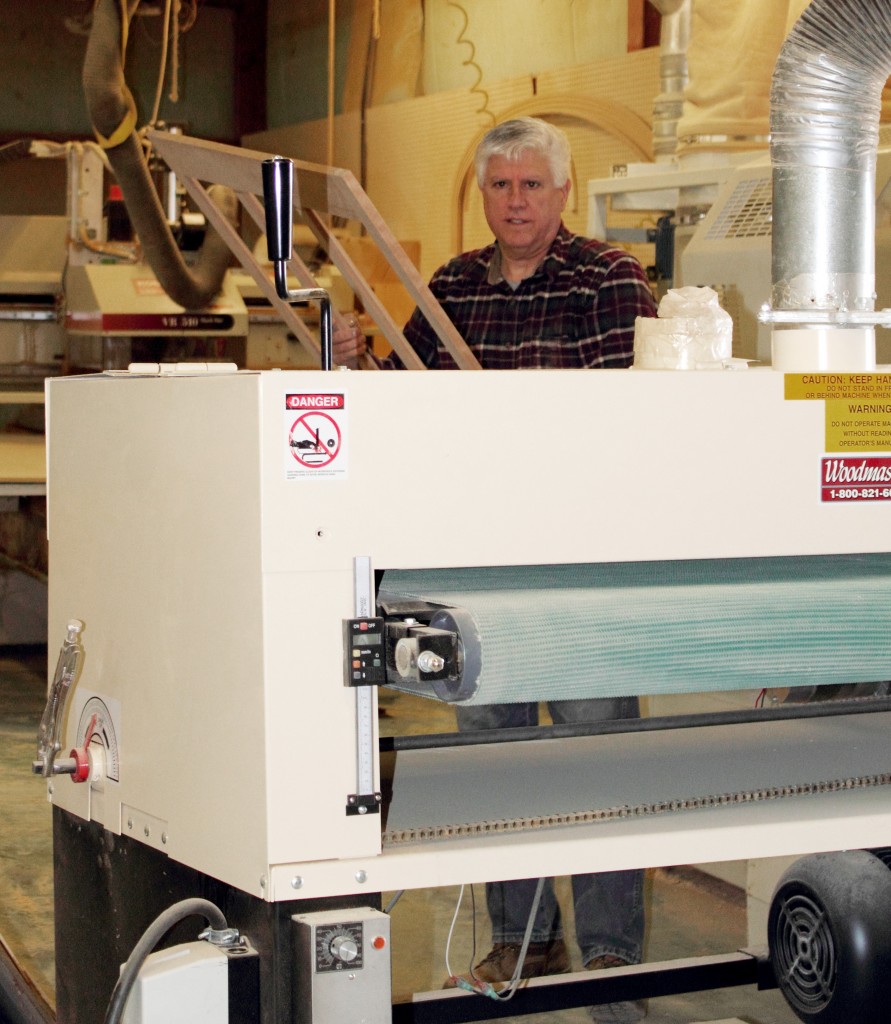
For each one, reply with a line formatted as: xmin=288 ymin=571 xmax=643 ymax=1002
xmin=286 ymin=393 xmax=345 ymax=410
xmin=285 ymin=393 xmax=347 ymax=480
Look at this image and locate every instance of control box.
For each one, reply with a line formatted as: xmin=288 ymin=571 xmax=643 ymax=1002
xmin=292 ymin=908 xmax=391 ymax=1024
xmin=121 ymin=938 xmax=259 ymax=1024
xmin=344 ymin=617 xmax=386 ymax=687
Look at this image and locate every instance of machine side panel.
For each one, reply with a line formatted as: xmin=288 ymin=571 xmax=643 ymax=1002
xmin=47 ymin=373 xmax=272 ymax=896
xmin=260 ymin=568 xmax=382 ymax=868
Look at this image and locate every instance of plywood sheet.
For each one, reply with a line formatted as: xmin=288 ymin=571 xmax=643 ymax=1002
xmin=421 ymin=0 xmax=628 ymax=95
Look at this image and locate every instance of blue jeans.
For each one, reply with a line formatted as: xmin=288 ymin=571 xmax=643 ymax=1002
xmin=454 ymin=696 xmax=645 ymax=967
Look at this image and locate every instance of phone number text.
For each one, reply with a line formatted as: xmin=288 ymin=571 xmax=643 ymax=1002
xmin=822 ymin=487 xmax=891 ymax=502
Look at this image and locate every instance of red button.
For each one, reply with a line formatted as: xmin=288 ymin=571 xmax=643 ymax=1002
xmin=372 ymin=936 xmax=386 ymax=950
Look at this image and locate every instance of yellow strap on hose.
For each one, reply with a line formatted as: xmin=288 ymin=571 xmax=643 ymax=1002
xmin=94 ymin=89 xmax=137 ymax=149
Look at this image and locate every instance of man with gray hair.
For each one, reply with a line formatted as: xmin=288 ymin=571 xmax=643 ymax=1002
xmin=335 ymin=117 xmax=655 ymax=1023
xmin=335 ymin=115 xmax=656 ymax=372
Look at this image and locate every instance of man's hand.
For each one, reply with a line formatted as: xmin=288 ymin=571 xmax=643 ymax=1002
xmin=333 ymin=316 xmax=368 ymax=368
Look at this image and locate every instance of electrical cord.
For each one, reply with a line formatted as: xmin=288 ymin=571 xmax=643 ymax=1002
xmin=445 ymin=877 xmax=546 ymax=1001
xmin=444 ymin=884 xmax=467 ymax=981
xmin=103 ymin=898 xmax=228 ymax=1024
xmin=486 ymin=877 xmax=545 ymax=1001
xmin=384 ymin=890 xmax=405 ymax=914
xmin=148 ymin=0 xmax=174 ymax=126
xmin=468 ymin=884 xmax=478 ymax=971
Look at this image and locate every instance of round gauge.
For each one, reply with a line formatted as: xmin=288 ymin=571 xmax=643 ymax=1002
xmin=76 ymin=696 xmax=120 ymax=784
xmin=314 ymin=922 xmax=364 ymax=972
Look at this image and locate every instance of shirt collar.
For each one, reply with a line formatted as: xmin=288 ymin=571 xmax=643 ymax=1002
xmin=484 ymin=223 xmax=572 ymax=286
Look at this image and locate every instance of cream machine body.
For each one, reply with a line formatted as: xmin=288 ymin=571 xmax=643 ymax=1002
xmin=41 ymin=365 xmax=891 ymax=908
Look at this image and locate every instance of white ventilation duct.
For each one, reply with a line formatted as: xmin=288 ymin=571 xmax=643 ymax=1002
xmin=769 ymin=0 xmax=891 ymax=370
xmin=649 ymin=0 xmax=692 ymax=161
xmin=675 ymin=1 xmax=790 ymax=157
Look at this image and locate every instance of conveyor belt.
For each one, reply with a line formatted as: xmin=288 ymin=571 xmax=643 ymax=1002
xmin=380 ymin=555 xmax=891 ymax=704
xmin=383 ymin=709 xmax=891 ymax=845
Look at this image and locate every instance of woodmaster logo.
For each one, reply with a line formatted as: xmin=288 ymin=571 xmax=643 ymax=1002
xmin=822 ymin=457 xmax=891 ymax=502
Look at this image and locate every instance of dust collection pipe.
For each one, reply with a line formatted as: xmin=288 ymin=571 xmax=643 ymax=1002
xmin=771 ymin=0 xmax=891 ymax=317
xmin=83 ymin=0 xmax=237 ymax=309
xmin=648 ymin=0 xmax=691 ymax=160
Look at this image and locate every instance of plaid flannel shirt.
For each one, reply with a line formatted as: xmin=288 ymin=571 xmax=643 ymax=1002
xmin=394 ymin=224 xmax=657 ymax=370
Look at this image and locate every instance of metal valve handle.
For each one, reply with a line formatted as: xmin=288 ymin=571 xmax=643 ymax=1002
xmin=33 ymin=619 xmax=84 ymax=778
xmin=261 ymin=156 xmax=333 ymax=371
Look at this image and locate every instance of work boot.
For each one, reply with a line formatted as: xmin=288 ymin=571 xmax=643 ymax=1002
xmin=443 ymin=938 xmax=570 ymax=989
xmin=586 ymin=955 xmax=647 ymax=1023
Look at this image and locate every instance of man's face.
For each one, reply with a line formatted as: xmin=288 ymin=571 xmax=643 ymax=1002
xmin=480 ymin=150 xmax=570 ymax=263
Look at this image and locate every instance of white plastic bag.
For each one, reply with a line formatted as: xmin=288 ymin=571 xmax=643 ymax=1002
xmin=633 ymin=286 xmax=733 ymax=369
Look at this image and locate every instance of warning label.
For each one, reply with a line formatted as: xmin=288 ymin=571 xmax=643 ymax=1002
xmin=285 ymin=393 xmax=347 ymax=480
xmin=784 ymin=373 xmax=891 ymax=402
xmin=825 ymin=400 xmax=891 ymax=452
xmin=785 ymin=373 xmax=891 ymax=454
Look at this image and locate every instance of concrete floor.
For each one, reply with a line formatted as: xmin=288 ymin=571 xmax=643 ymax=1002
xmin=0 ymin=646 xmax=802 ymax=1024
xmin=0 ymin=645 xmax=54 ymax=1008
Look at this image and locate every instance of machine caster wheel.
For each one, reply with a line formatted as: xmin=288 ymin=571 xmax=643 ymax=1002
xmin=767 ymin=850 xmax=891 ymax=1024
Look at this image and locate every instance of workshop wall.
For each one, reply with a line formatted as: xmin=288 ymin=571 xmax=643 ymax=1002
xmin=0 ymin=1 xmax=236 ymax=142
xmin=255 ymin=1 xmax=653 ymax=279
xmin=266 ymin=0 xmax=630 ymax=127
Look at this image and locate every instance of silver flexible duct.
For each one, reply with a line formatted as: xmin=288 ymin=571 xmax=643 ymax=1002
xmin=771 ymin=0 xmax=891 ymax=314
xmin=83 ymin=0 xmax=237 ymax=310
